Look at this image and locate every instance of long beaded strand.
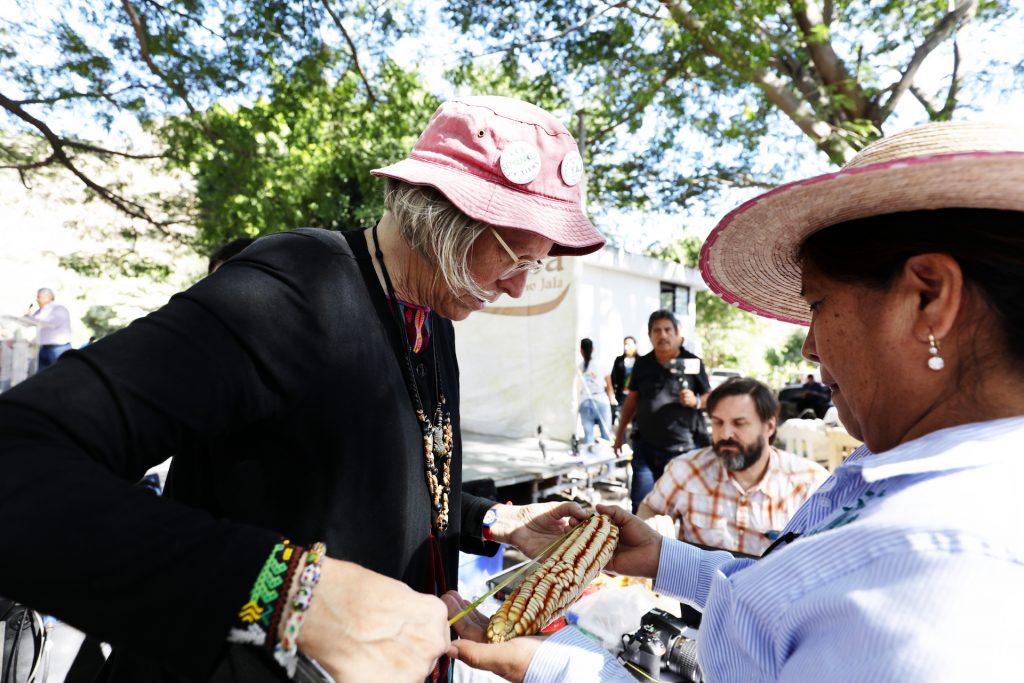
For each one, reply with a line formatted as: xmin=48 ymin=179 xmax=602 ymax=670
xmin=372 ymin=226 xmax=451 ymax=532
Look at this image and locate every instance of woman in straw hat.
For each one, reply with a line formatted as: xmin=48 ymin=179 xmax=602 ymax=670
xmin=444 ymin=120 xmax=1024 ymax=682
xmin=0 ymin=96 xmax=603 ymax=683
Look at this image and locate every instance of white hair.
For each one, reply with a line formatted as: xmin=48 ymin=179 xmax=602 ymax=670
xmin=384 ymin=179 xmax=491 ymax=301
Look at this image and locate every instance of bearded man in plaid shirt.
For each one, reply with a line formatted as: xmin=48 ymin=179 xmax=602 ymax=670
xmin=638 ymin=377 xmax=829 ymax=558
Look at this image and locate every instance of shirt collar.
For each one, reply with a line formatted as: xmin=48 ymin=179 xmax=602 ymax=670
xmin=846 ymin=416 xmax=1024 ymax=482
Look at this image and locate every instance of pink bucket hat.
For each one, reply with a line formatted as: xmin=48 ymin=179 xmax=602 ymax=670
xmin=371 ymin=96 xmax=606 ymax=256
xmin=699 ymin=121 xmax=1024 ymax=325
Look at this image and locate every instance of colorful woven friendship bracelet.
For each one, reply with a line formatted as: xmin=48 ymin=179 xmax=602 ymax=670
xmin=273 ymin=541 xmax=327 ymax=678
xmin=227 ymin=540 xmax=300 ymax=647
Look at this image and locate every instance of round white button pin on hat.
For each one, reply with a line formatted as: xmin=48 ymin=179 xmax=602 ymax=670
xmin=560 ymin=150 xmax=584 ymax=186
xmin=499 ymin=141 xmax=542 ymax=184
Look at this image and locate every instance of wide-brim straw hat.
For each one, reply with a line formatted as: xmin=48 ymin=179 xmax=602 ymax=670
xmin=699 ymin=121 xmax=1024 ymax=325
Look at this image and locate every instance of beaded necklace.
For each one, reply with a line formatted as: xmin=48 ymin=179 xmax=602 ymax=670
xmin=372 ymin=226 xmax=452 ymax=533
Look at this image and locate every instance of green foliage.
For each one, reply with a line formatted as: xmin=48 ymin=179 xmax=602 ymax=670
xmin=442 ymin=0 xmax=1021 ymax=216
xmin=1 ymin=0 xmax=425 ymax=267
xmin=4 ymin=0 xmax=1022 ymax=283
xmin=80 ymin=305 xmax=122 ymax=340
xmin=765 ymin=329 xmax=806 ymax=368
xmin=695 ymin=291 xmax=766 ymax=370
xmin=764 ymin=329 xmax=813 ymax=388
xmin=645 ymin=235 xmax=702 ymax=268
xmin=160 ymin=58 xmax=440 ymax=249
xmin=58 ymin=250 xmax=173 ymax=280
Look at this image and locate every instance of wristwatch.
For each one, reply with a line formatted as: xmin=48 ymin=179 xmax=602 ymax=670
xmin=482 ymin=505 xmax=499 ymax=542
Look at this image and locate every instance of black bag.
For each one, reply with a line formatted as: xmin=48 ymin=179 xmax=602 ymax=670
xmin=1 ymin=597 xmax=47 ymax=683
xmin=692 ymin=411 xmax=711 ymax=448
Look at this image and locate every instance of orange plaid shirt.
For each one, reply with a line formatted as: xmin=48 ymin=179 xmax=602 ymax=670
xmin=642 ymin=447 xmax=829 ymax=556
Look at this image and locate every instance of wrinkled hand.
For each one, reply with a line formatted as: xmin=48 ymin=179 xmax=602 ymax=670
xmin=595 ymin=504 xmax=662 ymax=579
xmin=442 ymin=592 xmax=543 ymax=683
xmin=496 ymin=501 xmax=590 ymax=559
xmin=298 ymin=559 xmax=450 ymax=683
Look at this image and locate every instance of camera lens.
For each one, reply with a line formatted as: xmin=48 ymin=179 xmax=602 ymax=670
xmin=666 ymin=636 xmax=702 ymax=682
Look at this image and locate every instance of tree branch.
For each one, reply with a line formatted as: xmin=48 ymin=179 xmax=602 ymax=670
xmin=658 ymin=0 xmax=855 ymax=164
xmin=63 ymin=139 xmax=162 ymax=160
xmin=878 ymin=0 xmax=977 ymax=122
xmin=140 ymin=0 xmax=224 ymax=38
xmin=822 ymin=0 xmax=835 ymax=27
xmin=768 ymin=53 xmax=832 ymax=121
xmin=590 ymin=67 xmax=680 ymax=141
xmin=0 ymin=152 xmax=59 ymax=192
xmin=910 ymin=84 xmax=941 ymax=117
xmin=120 ymin=0 xmax=200 ymax=117
xmin=14 ymin=84 xmax=148 ymax=107
xmin=788 ymin=0 xmax=866 ymax=119
xmin=320 ymin=0 xmax=376 ymax=106
xmin=472 ymin=1 xmax=629 ymax=57
xmin=0 ymin=89 xmax=173 ymax=231
xmin=939 ymin=24 xmax=965 ymax=119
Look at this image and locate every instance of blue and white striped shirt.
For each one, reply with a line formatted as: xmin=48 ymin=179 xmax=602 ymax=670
xmin=526 ymin=417 xmax=1024 ymax=682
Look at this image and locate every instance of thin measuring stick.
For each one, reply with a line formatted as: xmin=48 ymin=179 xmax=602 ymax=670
xmin=447 ymin=522 xmax=583 ymax=626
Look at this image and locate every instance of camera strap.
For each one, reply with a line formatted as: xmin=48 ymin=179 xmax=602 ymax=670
xmin=761 ymin=531 xmax=802 ymax=557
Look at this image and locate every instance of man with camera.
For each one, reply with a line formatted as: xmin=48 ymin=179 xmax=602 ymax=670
xmin=613 ymin=310 xmax=711 ymax=513
xmin=638 ymin=377 xmax=829 ymax=557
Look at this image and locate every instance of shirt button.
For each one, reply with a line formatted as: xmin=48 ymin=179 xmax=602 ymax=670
xmin=416 ymin=363 xmax=427 ymax=377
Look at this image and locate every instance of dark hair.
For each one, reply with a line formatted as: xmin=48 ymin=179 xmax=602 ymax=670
xmin=624 ymin=336 xmax=636 ymax=344
xmin=580 ymin=338 xmax=594 ymax=370
xmin=208 ymin=237 xmax=256 ymax=274
xmin=707 ymin=377 xmax=780 ymax=443
xmin=799 ymin=208 xmax=1024 ymax=371
xmin=647 ymin=309 xmax=679 ymax=334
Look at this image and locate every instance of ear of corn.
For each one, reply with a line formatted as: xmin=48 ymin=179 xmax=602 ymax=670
xmin=486 ymin=513 xmax=619 ymax=642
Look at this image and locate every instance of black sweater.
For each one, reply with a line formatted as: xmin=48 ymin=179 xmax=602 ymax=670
xmin=0 ymin=228 xmax=494 ymax=681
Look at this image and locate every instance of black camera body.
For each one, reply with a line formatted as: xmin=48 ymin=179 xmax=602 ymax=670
xmin=620 ymin=608 xmax=702 ymax=682
xmin=662 ymin=358 xmax=691 ymax=395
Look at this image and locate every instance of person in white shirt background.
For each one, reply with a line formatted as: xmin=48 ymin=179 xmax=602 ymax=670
xmin=29 ymin=287 xmax=72 ymax=370
xmin=577 ymin=337 xmax=614 ymax=449
xmin=442 ymin=121 xmax=1024 ymax=683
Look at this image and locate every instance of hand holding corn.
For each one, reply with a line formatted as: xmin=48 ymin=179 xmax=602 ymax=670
xmin=442 ymin=592 xmax=541 ymax=683
xmin=488 ymin=500 xmax=590 ymax=559
xmin=487 ymin=513 xmax=619 ymax=642
xmin=595 ymin=504 xmax=663 ymax=579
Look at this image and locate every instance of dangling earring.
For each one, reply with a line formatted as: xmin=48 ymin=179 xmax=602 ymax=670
xmin=927 ymin=333 xmax=944 ymax=371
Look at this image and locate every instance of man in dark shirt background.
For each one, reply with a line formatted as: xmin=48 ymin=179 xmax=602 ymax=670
xmin=799 ymin=373 xmax=832 ymax=418
xmin=613 ymin=309 xmax=710 ymax=512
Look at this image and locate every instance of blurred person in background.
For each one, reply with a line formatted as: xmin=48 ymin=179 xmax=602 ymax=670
xmin=639 ymin=377 xmax=828 ymax=558
xmin=606 ymin=335 xmax=637 ymax=424
xmin=208 ymin=236 xmax=257 ymax=274
xmin=27 ymin=287 xmax=72 ymax=370
xmin=613 ymin=310 xmax=710 ymax=512
xmin=577 ymin=337 xmax=614 ymax=449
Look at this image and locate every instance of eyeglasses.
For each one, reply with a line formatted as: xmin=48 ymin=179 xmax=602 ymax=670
xmin=490 ymin=227 xmax=544 ymax=280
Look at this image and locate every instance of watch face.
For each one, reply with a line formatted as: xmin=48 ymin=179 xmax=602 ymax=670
xmin=483 ymin=507 xmax=498 ymax=526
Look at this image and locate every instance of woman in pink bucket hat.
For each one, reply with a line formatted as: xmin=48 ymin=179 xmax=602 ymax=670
xmin=0 ymin=96 xmax=603 ymax=683
xmin=444 ymin=121 xmax=1024 ymax=682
